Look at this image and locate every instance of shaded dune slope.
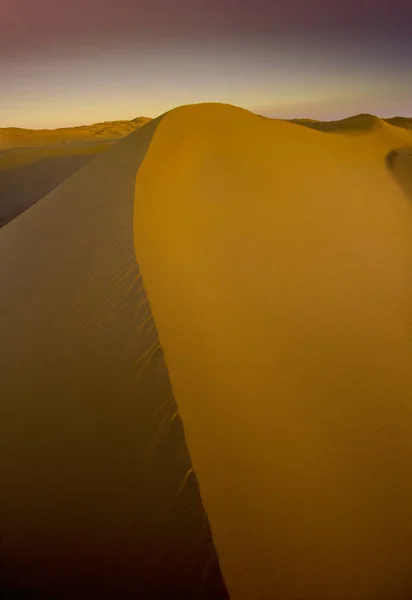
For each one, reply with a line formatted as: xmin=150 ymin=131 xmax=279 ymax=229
xmin=0 ymin=117 xmax=152 ymax=228
xmin=0 ymin=117 xmax=228 ymax=599
xmin=386 ymin=147 xmax=412 ymax=202
xmin=134 ymin=103 xmax=412 ymax=599
xmin=385 ymin=117 xmax=412 ymax=131
xmin=0 ymin=155 xmax=96 ymax=228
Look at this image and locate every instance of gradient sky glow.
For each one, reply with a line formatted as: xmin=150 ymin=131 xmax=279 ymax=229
xmin=1 ymin=0 xmax=411 ymax=128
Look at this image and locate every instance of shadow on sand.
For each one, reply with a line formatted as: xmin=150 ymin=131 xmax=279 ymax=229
xmin=0 ymin=116 xmax=229 ymax=600
xmin=385 ymin=147 xmax=412 ymax=202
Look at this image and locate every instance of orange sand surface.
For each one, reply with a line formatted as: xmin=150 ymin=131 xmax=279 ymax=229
xmin=134 ymin=103 xmax=412 ymax=599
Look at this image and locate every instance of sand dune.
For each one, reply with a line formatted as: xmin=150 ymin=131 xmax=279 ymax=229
xmin=0 ymin=155 xmax=97 ymax=228
xmin=1 ymin=112 xmax=409 ymax=229
xmin=0 ymin=116 xmax=227 ymax=599
xmin=385 ymin=117 xmax=412 ymax=131
xmin=290 ymin=113 xmax=412 ymax=133
xmin=2 ymin=101 xmax=412 ymax=599
xmin=290 ymin=112 xmax=385 ymax=133
xmin=0 ymin=117 xmax=151 ymax=151
xmin=134 ymin=103 xmax=412 ymax=599
xmin=0 ymin=117 xmax=151 ymax=227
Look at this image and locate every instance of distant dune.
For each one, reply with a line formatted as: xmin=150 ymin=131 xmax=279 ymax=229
xmin=0 ymin=117 xmax=152 ymax=149
xmin=0 ymin=117 xmax=151 ymax=227
xmin=1 ymin=102 xmax=412 ymax=599
xmin=384 ymin=116 xmax=412 ymax=131
xmin=290 ymin=113 xmax=412 ymax=134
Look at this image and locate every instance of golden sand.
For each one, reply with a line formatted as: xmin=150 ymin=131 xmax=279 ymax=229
xmin=2 ymin=101 xmax=412 ymax=598
xmin=134 ymin=103 xmax=412 ymax=599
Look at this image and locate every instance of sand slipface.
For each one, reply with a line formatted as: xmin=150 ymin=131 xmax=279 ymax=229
xmin=0 ymin=117 xmax=152 ymax=227
xmin=0 ymin=117 xmax=227 ymax=599
xmin=134 ymin=103 xmax=412 ymax=599
xmin=0 ymin=155 xmax=96 ymax=227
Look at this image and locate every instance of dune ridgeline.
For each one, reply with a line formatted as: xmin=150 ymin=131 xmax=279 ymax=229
xmin=1 ymin=103 xmax=412 ymax=599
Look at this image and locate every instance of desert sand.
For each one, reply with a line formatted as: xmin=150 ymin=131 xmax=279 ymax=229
xmin=134 ymin=103 xmax=412 ymax=599
xmin=289 ymin=113 xmax=412 ymax=133
xmin=0 ymin=117 xmax=151 ymax=227
xmin=2 ymin=102 xmax=412 ymax=599
xmin=0 ymin=116 xmax=227 ymax=599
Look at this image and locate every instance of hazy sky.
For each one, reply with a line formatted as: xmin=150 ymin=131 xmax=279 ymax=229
xmin=0 ymin=0 xmax=411 ymax=128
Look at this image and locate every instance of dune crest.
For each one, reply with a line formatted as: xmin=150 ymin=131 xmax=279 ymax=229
xmin=134 ymin=102 xmax=412 ymax=599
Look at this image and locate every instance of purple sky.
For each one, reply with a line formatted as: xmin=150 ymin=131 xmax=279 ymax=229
xmin=1 ymin=0 xmax=411 ymax=127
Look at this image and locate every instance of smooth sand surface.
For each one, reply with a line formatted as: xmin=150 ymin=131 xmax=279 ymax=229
xmin=0 ymin=117 xmax=227 ymax=599
xmin=134 ymin=103 xmax=412 ymax=599
xmin=0 ymin=155 xmax=96 ymax=228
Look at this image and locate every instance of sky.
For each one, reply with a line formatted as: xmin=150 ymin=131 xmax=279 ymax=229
xmin=0 ymin=0 xmax=411 ymax=128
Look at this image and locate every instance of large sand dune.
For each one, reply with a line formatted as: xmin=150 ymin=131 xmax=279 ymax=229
xmin=0 ymin=116 xmax=227 ymax=599
xmin=2 ymin=101 xmax=412 ymax=599
xmin=134 ymin=103 xmax=412 ymax=599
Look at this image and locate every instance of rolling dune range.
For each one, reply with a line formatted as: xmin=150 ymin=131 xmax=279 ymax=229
xmin=1 ymin=102 xmax=412 ymax=599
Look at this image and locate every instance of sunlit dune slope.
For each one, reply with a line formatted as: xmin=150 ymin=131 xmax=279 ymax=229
xmin=0 ymin=117 xmax=227 ymax=600
xmin=134 ymin=102 xmax=412 ymax=600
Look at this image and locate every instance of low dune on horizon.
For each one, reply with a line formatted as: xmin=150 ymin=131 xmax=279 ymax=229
xmin=1 ymin=102 xmax=412 ymax=599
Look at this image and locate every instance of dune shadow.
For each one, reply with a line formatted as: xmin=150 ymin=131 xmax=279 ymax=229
xmin=0 ymin=116 xmax=229 ymax=599
xmin=0 ymin=154 xmax=98 ymax=228
xmin=385 ymin=147 xmax=412 ymax=202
